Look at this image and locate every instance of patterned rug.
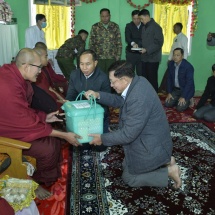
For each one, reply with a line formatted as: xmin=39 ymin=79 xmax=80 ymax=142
xmin=69 ymin=122 xmax=215 ymax=215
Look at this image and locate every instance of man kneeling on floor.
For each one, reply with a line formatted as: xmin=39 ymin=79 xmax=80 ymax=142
xmin=165 ymin=48 xmax=195 ymax=112
xmin=84 ymin=60 xmax=181 ymax=189
xmin=0 ymin=48 xmax=81 ymax=200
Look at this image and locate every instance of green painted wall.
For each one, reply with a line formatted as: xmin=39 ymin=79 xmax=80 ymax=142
xmin=6 ymin=0 xmax=29 ymax=48
xmin=6 ymin=0 xmax=215 ymax=91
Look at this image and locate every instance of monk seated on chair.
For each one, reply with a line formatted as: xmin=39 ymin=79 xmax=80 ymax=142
xmin=0 ymin=48 xmax=81 ymax=200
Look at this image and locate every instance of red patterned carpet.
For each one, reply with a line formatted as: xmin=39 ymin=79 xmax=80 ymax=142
xmin=36 ymin=95 xmax=215 ymax=214
xmin=110 ymin=95 xmax=215 ymax=131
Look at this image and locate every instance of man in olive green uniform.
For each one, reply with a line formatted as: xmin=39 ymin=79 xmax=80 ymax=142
xmin=89 ymin=8 xmax=122 ymax=74
xmin=56 ymin=29 xmax=88 ymax=80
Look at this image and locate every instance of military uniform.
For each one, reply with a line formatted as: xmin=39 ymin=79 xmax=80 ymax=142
xmin=56 ymin=35 xmax=86 ymax=80
xmin=89 ymin=21 xmax=122 ymax=74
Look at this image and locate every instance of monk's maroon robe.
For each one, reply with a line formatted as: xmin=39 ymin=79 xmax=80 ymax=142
xmin=0 ymin=197 xmax=14 ymax=215
xmin=0 ymin=64 xmax=62 ymax=185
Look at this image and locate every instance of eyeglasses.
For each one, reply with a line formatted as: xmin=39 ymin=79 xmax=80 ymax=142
xmin=110 ymin=78 xmax=122 ymax=85
xmin=22 ymin=63 xmax=42 ymax=71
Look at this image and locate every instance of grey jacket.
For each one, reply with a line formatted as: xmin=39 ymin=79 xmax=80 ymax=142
xmin=141 ymin=18 xmax=164 ymax=62
xmin=99 ymin=76 xmax=172 ymax=175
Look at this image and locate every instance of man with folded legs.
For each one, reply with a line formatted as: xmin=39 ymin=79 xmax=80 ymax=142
xmin=165 ymin=48 xmax=195 ymax=111
xmin=0 ymin=48 xmax=81 ymax=200
xmin=84 ymin=60 xmax=181 ymax=189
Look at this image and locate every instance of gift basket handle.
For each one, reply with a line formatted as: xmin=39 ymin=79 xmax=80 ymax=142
xmin=75 ymin=91 xmax=97 ymax=120
xmin=75 ymin=91 xmax=86 ymax=101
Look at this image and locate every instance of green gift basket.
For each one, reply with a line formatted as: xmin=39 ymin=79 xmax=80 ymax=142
xmin=61 ymin=91 xmax=104 ymax=144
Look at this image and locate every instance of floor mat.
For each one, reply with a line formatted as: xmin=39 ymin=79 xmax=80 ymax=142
xmin=69 ymin=122 xmax=215 ymax=214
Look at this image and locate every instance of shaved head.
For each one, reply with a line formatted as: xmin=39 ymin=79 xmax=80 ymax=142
xmin=33 ymin=47 xmax=48 ymax=67
xmin=33 ymin=47 xmax=47 ymax=55
xmin=16 ymin=48 xmax=40 ymax=68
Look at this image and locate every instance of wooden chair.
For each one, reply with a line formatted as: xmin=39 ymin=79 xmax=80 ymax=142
xmin=0 ymin=137 xmax=36 ymax=179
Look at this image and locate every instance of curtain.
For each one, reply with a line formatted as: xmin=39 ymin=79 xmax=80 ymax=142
xmin=36 ymin=5 xmax=71 ymax=50
xmin=154 ymin=3 xmax=188 ymax=54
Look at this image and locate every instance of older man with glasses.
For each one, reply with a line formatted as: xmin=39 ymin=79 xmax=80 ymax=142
xmin=0 ymin=48 xmax=81 ymax=200
xmin=84 ymin=60 xmax=182 ymax=189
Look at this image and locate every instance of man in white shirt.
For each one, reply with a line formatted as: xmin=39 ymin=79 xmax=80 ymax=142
xmin=159 ymin=23 xmax=188 ymax=93
xmin=168 ymin=23 xmax=188 ymax=61
xmin=25 ymin=14 xmax=47 ymax=49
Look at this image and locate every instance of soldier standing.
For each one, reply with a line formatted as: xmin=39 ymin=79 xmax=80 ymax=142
xmin=89 ymin=8 xmax=122 ymax=74
xmin=56 ymin=29 xmax=88 ymax=80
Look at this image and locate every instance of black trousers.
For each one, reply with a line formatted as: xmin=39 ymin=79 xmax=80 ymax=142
xmin=126 ymin=51 xmax=142 ymax=76
xmin=141 ymin=62 xmax=159 ymax=93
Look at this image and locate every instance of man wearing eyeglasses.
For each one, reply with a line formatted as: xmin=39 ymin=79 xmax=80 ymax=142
xmin=0 ymin=48 xmax=81 ymax=200
xmin=84 ymin=60 xmax=182 ymax=189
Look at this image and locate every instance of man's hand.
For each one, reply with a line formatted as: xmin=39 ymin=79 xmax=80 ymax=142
xmin=64 ymin=132 xmax=82 ymax=147
xmin=178 ymin=97 xmax=186 ymax=106
xmin=139 ymin=48 xmax=147 ymax=54
xmin=165 ymin=93 xmax=173 ymax=103
xmin=89 ymin=134 xmax=102 ymax=146
xmin=46 ymin=111 xmax=65 ymax=123
xmin=84 ymin=90 xmax=100 ymax=100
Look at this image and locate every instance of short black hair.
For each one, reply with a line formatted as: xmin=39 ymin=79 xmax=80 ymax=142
xmin=108 ymin=60 xmax=135 ymax=78
xmin=173 ymin=48 xmax=184 ymax=55
xmin=78 ymin=29 xmax=89 ymax=35
xmin=132 ymin=10 xmax=140 ymax=16
xmin=174 ymin=22 xmax=183 ymax=30
xmin=100 ymin=8 xmax=110 ymax=15
xmin=36 ymin=14 xmax=46 ymax=22
xmin=212 ymin=64 xmax=215 ymax=72
xmin=80 ymin=49 xmax=98 ymax=61
xmin=138 ymin=9 xmax=150 ymax=17
xmin=35 ymin=42 xmax=47 ymax=49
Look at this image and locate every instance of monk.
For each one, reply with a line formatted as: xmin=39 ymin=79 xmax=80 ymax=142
xmin=34 ymin=42 xmax=68 ymax=97
xmin=0 ymin=48 xmax=81 ymax=199
xmin=33 ymin=46 xmax=65 ymax=111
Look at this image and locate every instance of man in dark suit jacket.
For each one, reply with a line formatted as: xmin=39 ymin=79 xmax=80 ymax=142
xmin=165 ymin=48 xmax=195 ymax=112
xmin=139 ymin=9 xmax=164 ymax=92
xmin=84 ymin=60 xmax=181 ymax=189
xmin=125 ymin=10 xmax=143 ymax=76
xmin=66 ymin=49 xmax=111 ymax=152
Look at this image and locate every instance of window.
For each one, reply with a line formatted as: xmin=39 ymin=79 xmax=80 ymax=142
xmin=154 ymin=3 xmax=192 ymax=55
xmin=29 ymin=0 xmax=72 ymax=50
